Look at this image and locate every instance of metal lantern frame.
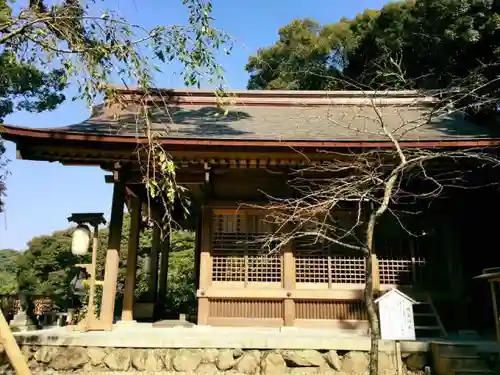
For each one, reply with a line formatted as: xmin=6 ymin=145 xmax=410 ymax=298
xmin=68 ymin=213 xmax=107 ymax=332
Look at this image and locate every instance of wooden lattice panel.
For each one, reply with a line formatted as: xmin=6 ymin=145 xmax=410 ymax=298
xmin=209 ymin=299 xmax=283 ymax=318
xmin=212 ymin=232 xmax=246 ymax=282
xmin=295 ymin=300 xmax=368 ymax=320
xmin=295 ymin=236 xmax=366 ymax=284
xmin=330 ymin=257 xmax=365 ymax=283
xmin=295 ymin=254 xmax=329 ymax=283
xmin=295 ymin=254 xmax=366 ymax=284
xmin=295 ymin=221 xmax=429 ymax=286
xmin=375 ymin=221 xmax=428 ymax=285
xmin=212 ymin=213 xmax=282 ymax=284
xmin=247 ymin=253 xmax=281 ymax=282
xmin=379 ymin=258 xmax=427 ymax=285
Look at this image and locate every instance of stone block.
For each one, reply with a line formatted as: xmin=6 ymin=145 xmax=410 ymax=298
xmin=103 ymin=348 xmax=131 ymax=371
xmin=324 ymin=350 xmax=342 ymax=371
xmin=341 ymin=351 xmax=369 ymax=374
xmin=282 ymin=350 xmax=327 ymax=367
xmin=234 ymin=350 xmax=261 ymax=374
xmin=217 ymin=349 xmax=236 ymax=371
xmin=261 ymin=351 xmax=286 ymax=375
xmin=172 ymin=348 xmax=202 ymax=372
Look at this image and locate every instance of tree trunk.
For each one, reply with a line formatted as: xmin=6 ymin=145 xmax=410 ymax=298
xmin=365 ymin=212 xmax=380 ymax=375
xmin=365 ymin=172 xmax=399 ymax=375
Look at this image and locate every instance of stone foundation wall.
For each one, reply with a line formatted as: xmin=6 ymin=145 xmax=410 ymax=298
xmin=0 ymin=345 xmax=428 ymax=374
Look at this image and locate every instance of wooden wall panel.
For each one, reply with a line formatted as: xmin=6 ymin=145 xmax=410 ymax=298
xmin=209 ymin=299 xmax=283 ymax=319
xmin=295 ymin=300 xmax=368 ymax=321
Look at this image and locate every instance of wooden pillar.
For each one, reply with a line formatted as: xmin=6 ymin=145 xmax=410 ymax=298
xmin=194 ymin=213 xmax=202 ymax=289
xmin=157 ymin=231 xmax=171 ymax=316
xmin=489 ymin=280 xmax=500 ymax=344
xmin=197 ymin=206 xmax=212 ymax=325
xmin=100 ymin=174 xmax=126 ymax=328
xmin=283 ymin=237 xmax=296 ymax=326
xmin=148 ymin=225 xmax=161 ymax=300
xmin=121 ymin=196 xmax=141 ymax=321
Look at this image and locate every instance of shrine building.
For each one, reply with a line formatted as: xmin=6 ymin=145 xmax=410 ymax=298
xmin=3 ymin=88 xmax=500 ymax=338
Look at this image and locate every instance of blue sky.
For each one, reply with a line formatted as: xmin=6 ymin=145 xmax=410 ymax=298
xmin=0 ymin=0 xmax=389 ymax=250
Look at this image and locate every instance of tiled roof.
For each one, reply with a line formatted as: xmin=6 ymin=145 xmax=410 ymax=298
xmin=8 ymin=88 xmax=500 ymax=141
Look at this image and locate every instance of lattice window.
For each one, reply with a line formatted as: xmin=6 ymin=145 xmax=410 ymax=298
xmin=294 ymin=210 xmax=430 ymax=286
xmin=379 ymin=257 xmax=427 ymax=285
xmin=295 ymin=252 xmax=329 ymax=283
xmin=212 ymin=214 xmax=246 ymax=282
xmin=295 ymin=234 xmax=365 ymax=284
xmin=212 ymin=212 xmax=281 ymax=284
xmin=294 ymin=209 xmax=366 ymax=284
xmin=372 ymin=213 xmax=429 ymax=285
xmin=376 ymin=230 xmax=428 ymax=285
xmin=330 ymin=257 xmax=365 ymax=283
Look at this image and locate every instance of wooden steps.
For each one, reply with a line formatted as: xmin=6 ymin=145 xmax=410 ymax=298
xmin=410 ymin=292 xmax=447 ymax=338
xmin=431 ymin=343 xmax=497 ymax=375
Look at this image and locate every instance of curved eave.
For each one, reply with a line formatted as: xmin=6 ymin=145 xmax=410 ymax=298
xmin=3 ymin=124 xmax=500 ymax=150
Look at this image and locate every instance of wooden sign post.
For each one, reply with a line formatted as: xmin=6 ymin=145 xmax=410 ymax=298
xmin=376 ymin=289 xmax=418 ymax=375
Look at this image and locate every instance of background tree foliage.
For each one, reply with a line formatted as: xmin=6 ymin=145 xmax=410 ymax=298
xmin=247 ymin=0 xmax=500 ymax=125
xmin=0 ymin=0 xmax=229 ymax=215
xmin=0 ymin=214 xmax=196 ymax=317
xmin=0 ymin=248 xmax=18 ymax=294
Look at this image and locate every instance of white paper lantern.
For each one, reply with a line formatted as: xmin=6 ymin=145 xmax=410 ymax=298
xmin=71 ymin=224 xmax=91 ymax=255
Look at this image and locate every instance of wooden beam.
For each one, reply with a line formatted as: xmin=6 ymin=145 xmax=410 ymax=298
xmin=156 ymin=232 xmax=171 ymax=318
xmin=197 ymin=206 xmax=212 ymax=325
xmin=15 ymin=148 xmax=24 ymax=160
xmin=126 ymin=184 xmax=148 ymax=204
xmin=490 ymin=281 xmax=500 ymax=345
xmin=194 ymin=212 xmax=202 ymax=290
xmin=197 ymin=287 xmax=380 ymax=300
xmin=283 ymin=234 xmax=296 ymax=326
xmin=199 ymin=206 xmax=213 ymax=289
xmin=207 ymin=317 xmax=283 ymax=327
xmin=121 ymin=196 xmax=141 ymax=321
xmin=105 ymin=173 xmax=205 ymax=185
xmin=100 ymin=170 xmax=126 ymax=328
xmin=148 ymin=225 xmax=161 ymax=300
xmin=61 ymin=162 xmax=101 ymax=166
xmin=0 ymin=308 xmax=31 ymax=375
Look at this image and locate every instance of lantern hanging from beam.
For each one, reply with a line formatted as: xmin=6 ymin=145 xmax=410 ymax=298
xmin=71 ymin=224 xmax=91 ymax=255
xmin=67 ymin=213 xmax=107 ymax=332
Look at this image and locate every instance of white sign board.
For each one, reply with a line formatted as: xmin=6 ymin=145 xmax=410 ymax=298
xmin=376 ymin=289 xmax=417 ymax=341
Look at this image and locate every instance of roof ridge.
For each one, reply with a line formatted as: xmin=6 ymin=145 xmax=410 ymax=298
xmin=107 ymin=85 xmax=433 ymax=99
xmin=105 ymin=87 xmax=437 ymax=107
